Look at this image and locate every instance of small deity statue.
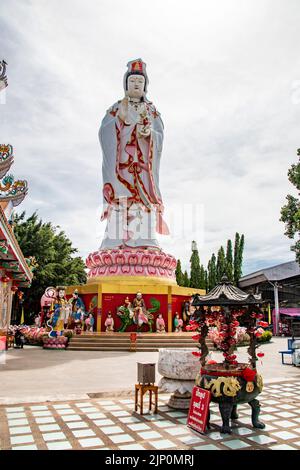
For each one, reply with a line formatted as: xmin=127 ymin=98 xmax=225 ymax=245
xmin=34 ymin=313 xmax=41 ymax=328
xmin=156 ymin=313 xmax=166 ymax=333
xmin=104 ymin=312 xmax=114 ymax=332
xmin=70 ymin=289 xmax=85 ymax=328
xmin=174 ymin=312 xmax=183 ymax=333
xmin=124 ymin=296 xmax=134 ymax=319
xmin=48 ymin=286 xmax=70 ymax=337
xmin=182 ymin=300 xmax=191 ymax=322
xmin=132 ymin=292 xmax=148 ymax=327
xmin=85 ymin=313 xmax=95 ymax=333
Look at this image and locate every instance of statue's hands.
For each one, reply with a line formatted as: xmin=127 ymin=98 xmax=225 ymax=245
xmin=117 ymin=97 xmax=129 ymax=122
xmin=138 ymin=108 xmax=151 ymax=138
xmin=138 ymin=124 xmax=151 ymax=138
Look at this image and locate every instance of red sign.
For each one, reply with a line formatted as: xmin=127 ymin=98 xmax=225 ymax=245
xmin=130 ymin=333 xmax=137 ymax=342
xmin=187 ymin=386 xmax=211 ymax=434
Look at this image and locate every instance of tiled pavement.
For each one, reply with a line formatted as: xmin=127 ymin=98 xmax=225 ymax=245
xmin=1 ymin=380 xmax=300 ymax=450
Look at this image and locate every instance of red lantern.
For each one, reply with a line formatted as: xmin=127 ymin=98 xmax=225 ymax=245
xmin=192 ymin=334 xmax=201 ymax=341
xmin=192 ymin=351 xmax=202 ymax=357
xmin=17 ymin=291 xmax=24 ymax=301
xmin=257 ymin=321 xmax=269 ymax=328
xmin=257 ymin=351 xmax=265 ymax=365
xmin=1 ymin=274 xmax=10 ymax=285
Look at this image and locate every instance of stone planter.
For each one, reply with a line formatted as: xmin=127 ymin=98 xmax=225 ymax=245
xmin=158 ymin=348 xmax=200 ymax=409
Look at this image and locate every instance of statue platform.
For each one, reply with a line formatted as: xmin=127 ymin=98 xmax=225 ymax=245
xmin=66 ymin=277 xmax=204 ymax=333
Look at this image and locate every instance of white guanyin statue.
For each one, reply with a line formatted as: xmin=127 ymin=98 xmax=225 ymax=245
xmin=99 ymin=58 xmax=169 ymax=249
xmin=86 ymin=60 xmax=177 ymax=282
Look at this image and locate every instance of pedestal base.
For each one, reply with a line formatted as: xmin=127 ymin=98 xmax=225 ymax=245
xmin=86 ymin=248 xmax=177 ymax=284
xmin=168 ymin=391 xmax=192 ymax=410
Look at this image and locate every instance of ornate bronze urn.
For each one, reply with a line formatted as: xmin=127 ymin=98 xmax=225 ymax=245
xmin=190 ymin=275 xmax=266 ymax=434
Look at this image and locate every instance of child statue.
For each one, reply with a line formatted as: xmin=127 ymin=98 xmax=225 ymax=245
xmin=174 ymin=312 xmax=183 ymax=333
xmin=85 ymin=313 xmax=95 ymax=333
xmin=156 ymin=313 xmax=166 ymax=333
xmin=105 ymin=312 xmax=114 ymax=332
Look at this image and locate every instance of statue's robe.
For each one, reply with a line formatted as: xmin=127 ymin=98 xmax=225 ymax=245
xmin=99 ymin=99 xmax=169 ymax=249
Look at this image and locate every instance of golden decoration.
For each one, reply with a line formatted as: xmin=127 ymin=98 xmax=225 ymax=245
xmin=195 ymin=373 xmax=201 ymax=387
xmin=203 ymin=376 xmax=241 ymax=398
xmin=246 ymin=381 xmax=255 ymax=393
xmin=256 ymin=374 xmax=264 ymax=392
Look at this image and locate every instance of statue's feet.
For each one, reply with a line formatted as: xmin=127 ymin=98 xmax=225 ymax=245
xmin=253 ymin=421 xmax=265 ymax=429
xmin=220 ymin=425 xmax=232 ymax=434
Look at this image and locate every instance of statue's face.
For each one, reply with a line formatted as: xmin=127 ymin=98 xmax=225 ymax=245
xmin=58 ymin=289 xmax=65 ymax=299
xmin=136 ymin=293 xmax=142 ymax=300
xmin=127 ymin=75 xmax=145 ymax=99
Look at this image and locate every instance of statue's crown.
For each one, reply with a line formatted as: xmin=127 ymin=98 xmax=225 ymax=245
xmin=128 ymin=58 xmax=146 ymax=74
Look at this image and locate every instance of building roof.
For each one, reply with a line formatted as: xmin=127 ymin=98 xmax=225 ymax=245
xmin=239 ymin=261 xmax=300 ymax=288
xmin=192 ymin=275 xmax=262 ymax=306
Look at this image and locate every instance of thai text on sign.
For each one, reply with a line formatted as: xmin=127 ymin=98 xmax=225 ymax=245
xmin=187 ymin=386 xmax=211 ymax=434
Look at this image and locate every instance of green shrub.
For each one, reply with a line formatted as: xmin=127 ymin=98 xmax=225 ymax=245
xmin=257 ymin=330 xmax=273 ymax=343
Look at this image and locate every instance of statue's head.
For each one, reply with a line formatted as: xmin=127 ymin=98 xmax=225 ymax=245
xmin=73 ymin=289 xmax=78 ymax=299
xmin=127 ymin=75 xmax=145 ymax=99
xmin=124 ymin=59 xmax=148 ymax=98
xmin=136 ymin=292 xmax=142 ymax=300
xmin=56 ymin=287 xmax=65 ymax=299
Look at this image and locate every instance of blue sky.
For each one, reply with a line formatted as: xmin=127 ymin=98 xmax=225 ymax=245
xmin=1 ymin=0 xmax=299 ymax=275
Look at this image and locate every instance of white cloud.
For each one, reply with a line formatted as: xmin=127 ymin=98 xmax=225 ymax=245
xmin=1 ymin=0 xmax=299 ymax=275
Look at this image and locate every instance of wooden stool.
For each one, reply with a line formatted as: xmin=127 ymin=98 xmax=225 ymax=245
xmin=135 ymin=383 xmax=158 ymax=415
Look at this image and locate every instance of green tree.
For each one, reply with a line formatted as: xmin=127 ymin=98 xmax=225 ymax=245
xmin=175 ymin=259 xmax=184 ymax=286
xmin=208 ymin=253 xmax=217 ymax=290
xmin=182 ymin=270 xmax=190 ymax=287
xmin=199 ymin=264 xmax=206 ymax=290
xmin=225 ymin=239 xmax=234 ymax=282
xmin=233 ymin=232 xmax=245 ymax=285
xmin=13 ymin=211 xmax=87 ymax=319
xmin=280 ymin=149 xmax=300 ymax=264
xmin=190 ymin=241 xmax=201 ymax=288
xmin=216 ymin=246 xmax=226 ymax=282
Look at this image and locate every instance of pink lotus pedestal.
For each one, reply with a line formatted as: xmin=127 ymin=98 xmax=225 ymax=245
xmin=86 ymin=247 xmax=177 ymax=284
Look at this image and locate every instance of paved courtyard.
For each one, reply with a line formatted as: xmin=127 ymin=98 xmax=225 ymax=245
xmin=0 ymin=337 xmax=299 ymax=404
xmin=1 ymin=380 xmax=300 ymax=450
xmin=1 ymin=337 xmax=300 ymax=450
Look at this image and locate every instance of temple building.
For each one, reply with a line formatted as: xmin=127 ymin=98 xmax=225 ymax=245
xmin=0 ymin=63 xmax=33 ymax=332
xmin=239 ymin=260 xmax=300 ymax=336
xmin=65 ymin=59 xmax=205 ymax=333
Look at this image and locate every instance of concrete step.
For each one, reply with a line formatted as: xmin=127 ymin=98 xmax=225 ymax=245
xmin=67 ymin=333 xmax=214 ymax=352
xmin=67 ymin=344 xmax=212 ymax=351
xmin=69 ymin=338 xmax=206 ymax=344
